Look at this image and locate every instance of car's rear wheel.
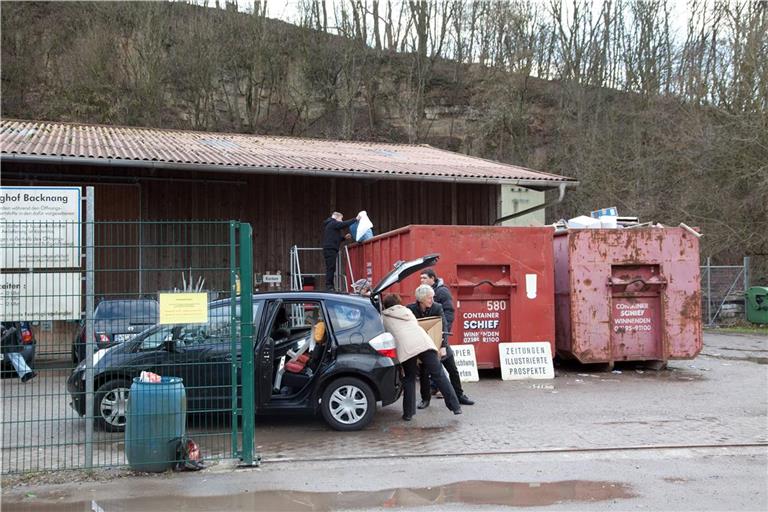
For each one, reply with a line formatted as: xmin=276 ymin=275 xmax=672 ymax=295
xmin=95 ymin=379 xmax=130 ymax=432
xmin=320 ymin=377 xmax=375 ymax=431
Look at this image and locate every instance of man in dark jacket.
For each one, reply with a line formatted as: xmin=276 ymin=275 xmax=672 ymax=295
xmin=321 ymin=211 xmax=359 ymax=290
xmin=417 ymin=269 xmax=474 ymax=408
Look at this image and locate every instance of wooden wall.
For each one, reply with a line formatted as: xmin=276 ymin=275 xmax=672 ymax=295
xmin=4 ymin=162 xmax=499 ymax=284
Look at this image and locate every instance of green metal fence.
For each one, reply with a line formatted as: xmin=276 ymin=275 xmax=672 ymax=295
xmin=1 ymin=211 xmax=255 ymax=473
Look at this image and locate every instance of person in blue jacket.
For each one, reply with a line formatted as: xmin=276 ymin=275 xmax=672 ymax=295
xmin=321 ymin=211 xmax=360 ymax=290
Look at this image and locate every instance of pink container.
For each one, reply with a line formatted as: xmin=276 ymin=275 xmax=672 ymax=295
xmin=554 ymin=227 xmax=702 ymax=366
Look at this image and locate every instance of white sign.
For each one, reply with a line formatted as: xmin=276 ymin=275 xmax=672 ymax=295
xmin=0 ymin=187 xmax=81 ymax=268
xmin=451 ymin=344 xmax=479 ymax=382
xmin=262 ymin=274 xmax=282 ymax=284
xmin=0 ymin=272 xmax=81 ymax=321
xmin=499 ymin=342 xmax=554 ymax=380
xmin=525 ymin=273 xmax=537 ymax=299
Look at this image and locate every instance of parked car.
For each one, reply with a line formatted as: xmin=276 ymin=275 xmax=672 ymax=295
xmin=67 ymin=254 xmax=439 ymax=432
xmin=1 ymin=321 xmax=36 ymax=377
xmin=72 ymin=299 xmax=159 ymax=363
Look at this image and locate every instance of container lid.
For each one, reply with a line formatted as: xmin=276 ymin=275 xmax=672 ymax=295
xmin=132 ymin=376 xmax=183 ymax=385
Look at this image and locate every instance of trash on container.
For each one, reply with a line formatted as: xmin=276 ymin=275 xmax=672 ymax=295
xmin=139 ymin=371 xmax=161 ymax=383
xmin=591 ymin=207 xmax=618 ymax=219
xmin=566 ymin=215 xmax=602 ymax=229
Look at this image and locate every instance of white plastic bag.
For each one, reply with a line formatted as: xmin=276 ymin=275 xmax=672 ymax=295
xmin=355 ymin=211 xmax=374 ymax=241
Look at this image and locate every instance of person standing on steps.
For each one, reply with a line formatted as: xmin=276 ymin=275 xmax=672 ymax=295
xmin=321 ymin=211 xmax=360 ymax=291
xmin=417 ymin=268 xmax=475 ymax=409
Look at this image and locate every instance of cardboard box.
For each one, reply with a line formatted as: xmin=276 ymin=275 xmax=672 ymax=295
xmin=417 ymin=316 xmax=443 ymax=351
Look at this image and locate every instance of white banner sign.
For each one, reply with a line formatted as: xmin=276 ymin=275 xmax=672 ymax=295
xmin=0 ymin=186 xmax=81 ymax=268
xmin=451 ymin=344 xmax=479 ymax=382
xmin=499 ymin=342 xmax=555 ymax=380
xmin=0 ymin=272 xmax=81 ymax=321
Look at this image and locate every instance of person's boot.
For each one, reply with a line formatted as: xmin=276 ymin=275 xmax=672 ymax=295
xmin=458 ymin=394 xmax=474 ymax=406
xmin=21 ymin=371 xmax=37 ymax=383
xmin=417 ymin=400 xmax=430 ymax=409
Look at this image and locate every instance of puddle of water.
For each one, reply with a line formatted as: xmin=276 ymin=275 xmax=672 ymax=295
xmin=5 ymin=479 xmax=634 ymax=511
xmin=631 ymin=369 xmax=706 ymax=381
xmin=384 ymin=425 xmax=456 ymax=436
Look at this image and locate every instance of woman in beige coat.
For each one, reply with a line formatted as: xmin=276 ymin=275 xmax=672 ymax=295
xmin=382 ymin=294 xmax=461 ymax=421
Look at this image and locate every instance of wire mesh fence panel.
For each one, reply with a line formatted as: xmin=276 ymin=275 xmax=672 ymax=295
xmin=701 ymin=260 xmax=748 ymax=325
xmin=2 ymin=219 xmax=253 ymax=473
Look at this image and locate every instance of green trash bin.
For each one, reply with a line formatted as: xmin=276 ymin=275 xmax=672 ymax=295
xmin=125 ymin=376 xmax=186 ymax=472
xmin=745 ymin=286 xmax=768 ymax=324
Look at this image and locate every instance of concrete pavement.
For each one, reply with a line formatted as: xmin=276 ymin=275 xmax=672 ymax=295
xmin=2 ymin=331 xmax=766 ymax=511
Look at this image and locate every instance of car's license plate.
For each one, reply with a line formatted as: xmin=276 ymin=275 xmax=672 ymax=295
xmin=114 ymin=334 xmax=133 ymax=342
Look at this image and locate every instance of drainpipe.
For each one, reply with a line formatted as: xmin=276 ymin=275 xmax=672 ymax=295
xmin=494 ymin=182 xmax=567 ymax=225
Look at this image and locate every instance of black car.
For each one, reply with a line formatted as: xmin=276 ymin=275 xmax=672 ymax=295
xmin=72 ymin=299 xmax=159 ymax=363
xmin=67 ymin=254 xmax=438 ymax=432
xmin=1 ymin=321 xmax=36 ymax=377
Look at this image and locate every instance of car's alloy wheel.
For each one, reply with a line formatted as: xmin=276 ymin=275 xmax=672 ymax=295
xmin=95 ymin=380 xmax=130 ymax=432
xmin=320 ymin=377 xmax=375 ymax=431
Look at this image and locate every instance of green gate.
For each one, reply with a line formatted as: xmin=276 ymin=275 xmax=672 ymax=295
xmin=1 ymin=206 xmax=256 ymax=472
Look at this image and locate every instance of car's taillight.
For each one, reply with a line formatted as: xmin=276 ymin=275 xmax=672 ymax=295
xmin=97 ymin=333 xmax=110 ymax=343
xmin=20 ymin=327 xmax=33 ymax=344
xmin=368 ymin=332 xmax=397 ymax=359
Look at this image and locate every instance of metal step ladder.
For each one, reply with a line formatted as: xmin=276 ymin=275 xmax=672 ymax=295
xmin=289 ymin=245 xmax=355 ymax=292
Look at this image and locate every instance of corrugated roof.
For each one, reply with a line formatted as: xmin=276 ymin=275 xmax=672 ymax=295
xmin=0 ymin=119 xmax=576 ymax=187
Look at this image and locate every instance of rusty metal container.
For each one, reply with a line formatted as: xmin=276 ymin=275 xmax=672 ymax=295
xmin=554 ymin=227 xmax=702 ymax=366
xmin=347 ymin=225 xmax=555 ymax=369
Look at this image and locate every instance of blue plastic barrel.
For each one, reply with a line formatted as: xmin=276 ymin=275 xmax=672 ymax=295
xmin=125 ymin=376 xmax=186 ymax=472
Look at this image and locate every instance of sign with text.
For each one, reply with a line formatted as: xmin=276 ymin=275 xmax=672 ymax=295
xmin=612 ymin=300 xmax=653 ymax=333
xmin=451 ymin=344 xmax=479 ymax=382
xmin=159 ymin=293 xmax=209 ymax=324
xmin=0 ymin=272 xmax=81 ymax=321
xmin=459 ymin=299 xmax=507 ymax=345
xmin=499 ymin=342 xmax=554 ymax=380
xmin=0 ymin=187 xmax=81 ymax=268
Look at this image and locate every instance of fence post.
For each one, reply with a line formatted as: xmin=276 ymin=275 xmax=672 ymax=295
xmin=706 ymin=257 xmax=712 ymax=326
xmin=84 ymin=187 xmax=95 ymax=469
xmin=743 ymin=256 xmax=750 ymax=292
xmin=229 ymin=222 xmax=238 ymax=457
xmin=238 ymin=223 xmax=258 ymax=466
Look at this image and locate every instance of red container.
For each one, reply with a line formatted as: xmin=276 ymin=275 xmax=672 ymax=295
xmin=554 ymin=227 xmax=702 ymax=366
xmin=347 ymin=225 xmax=555 ymax=369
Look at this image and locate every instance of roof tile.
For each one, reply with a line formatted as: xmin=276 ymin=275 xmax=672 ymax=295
xmin=0 ymin=119 xmax=575 ymax=185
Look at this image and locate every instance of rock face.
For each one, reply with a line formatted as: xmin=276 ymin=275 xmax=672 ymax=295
xmin=2 ymin=2 xmax=766 ymax=276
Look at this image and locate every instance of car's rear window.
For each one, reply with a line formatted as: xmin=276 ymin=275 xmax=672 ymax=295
xmin=327 ymin=301 xmax=364 ymax=331
xmin=95 ymin=300 xmax=159 ymax=320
